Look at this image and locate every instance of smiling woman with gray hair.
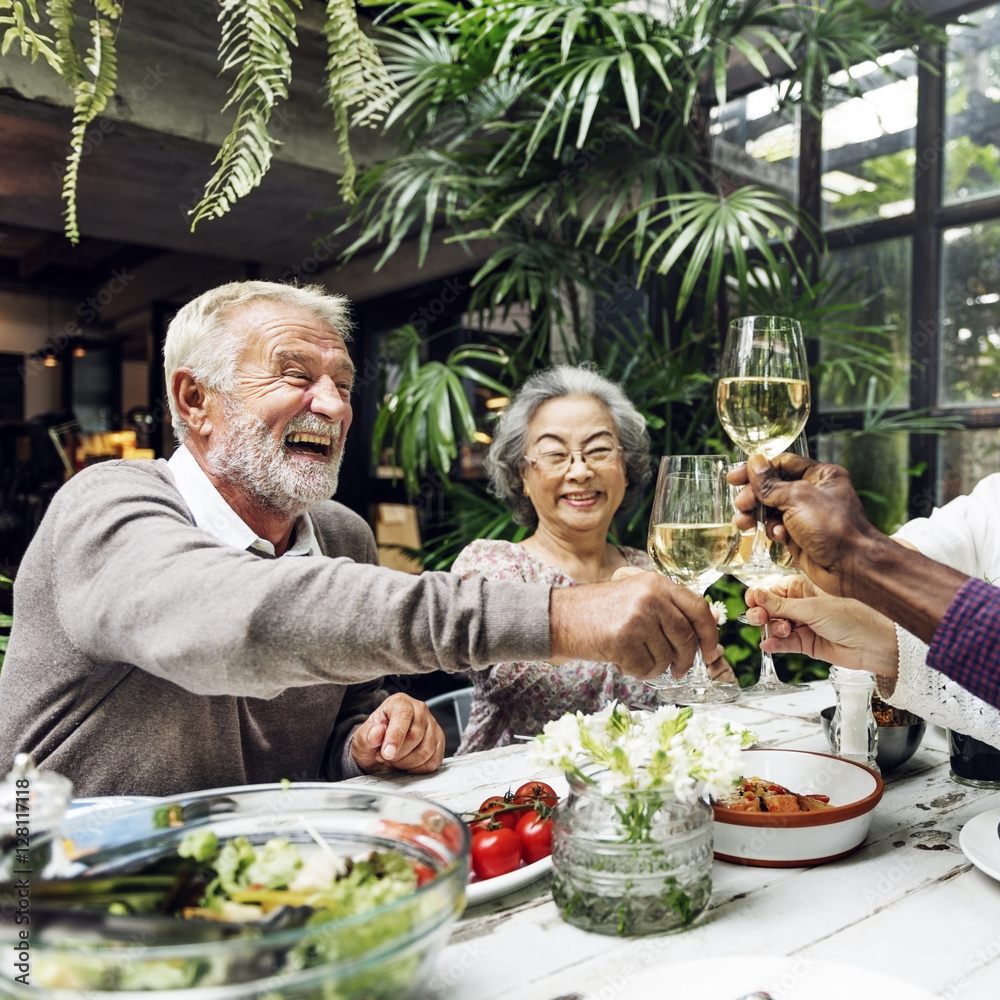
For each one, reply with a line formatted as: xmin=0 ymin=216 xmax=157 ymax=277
xmin=450 ymin=364 xmax=670 ymax=752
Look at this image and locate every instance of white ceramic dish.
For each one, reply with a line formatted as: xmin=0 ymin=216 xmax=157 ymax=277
xmin=466 ymin=854 xmax=553 ymax=905
xmin=959 ymin=805 xmax=1000 ymax=881
xmin=617 ymin=954 xmax=933 ymax=1000
xmin=712 ymin=748 xmax=884 ymax=867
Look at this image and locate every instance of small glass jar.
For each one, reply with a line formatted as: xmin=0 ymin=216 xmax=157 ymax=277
xmin=948 ymin=731 xmax=1000 ymax=788
xmin=550 ymin=770 xmax=713 ymax=937
xmin=829 ymin=666 xmax=879 ymax=773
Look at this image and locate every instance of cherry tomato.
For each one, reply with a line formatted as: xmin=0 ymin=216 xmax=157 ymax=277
xmin=512 ymin=780 xmax=558 ymax=808
xmin=514 ymin=809 xmax=553 ymax=864
xmin=470 ymin=827 xmax=522 ymax=879
xmin=413 ymin=863 xmax=436 ymax=887
xmin=420 ymin=810 xmax=465 ymax=854
xmin=472 ymin=795 xmax=519 ymax=832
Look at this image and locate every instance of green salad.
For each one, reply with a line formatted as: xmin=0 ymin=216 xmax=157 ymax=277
xmin=17 ymin=832 xmax=445 ymax=998
xmin=176 ymin=829 xmax=419 ymax=924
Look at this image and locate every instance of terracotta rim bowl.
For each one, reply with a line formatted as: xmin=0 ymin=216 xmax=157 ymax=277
xmin=712 ymin=748 xmax=884 ymax=868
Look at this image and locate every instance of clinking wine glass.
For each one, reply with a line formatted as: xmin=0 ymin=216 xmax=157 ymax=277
xmin=717 ymin=315 xmax=810 ymax=524
xmin=727 ymin=434 xmax=811 ymax=696
xmin=646 ymin=454 xmax=741 ymax=704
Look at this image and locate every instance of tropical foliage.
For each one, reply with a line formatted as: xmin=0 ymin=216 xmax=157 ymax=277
xmin=2 ymin=0 xmax=122 ymax=242
xmin=348 ymin=0 xmax=944 ymax=494
xmin=345 ymin=0 xmax=945 ymax=685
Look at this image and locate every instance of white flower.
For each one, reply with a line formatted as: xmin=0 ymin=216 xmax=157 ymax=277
xmin=709 ymin=599 xmax=728 ymax=626
xmin=528 ymin=702 xmax=756 ymax=805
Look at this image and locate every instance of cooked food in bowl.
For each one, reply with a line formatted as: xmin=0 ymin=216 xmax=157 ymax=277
xmin=0 ymin=783 xmax=469 ymax=999
xmin=712 ymin=749 xmax=884 ymax=867
xmin=715 ymin=776 xmax=832 ymax=814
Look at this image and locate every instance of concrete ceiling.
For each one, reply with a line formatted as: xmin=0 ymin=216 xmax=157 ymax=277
xmin=0 ymin=0 xmax=379 ymax=301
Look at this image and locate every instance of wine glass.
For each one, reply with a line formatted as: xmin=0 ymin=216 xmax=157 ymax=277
xmin=727 ymin=434 xmax=811 ymax=696
xmin=717 ymin=314 xmax=810 ymax=471
xmin=646 ymin=454 xmax=741 ymax=704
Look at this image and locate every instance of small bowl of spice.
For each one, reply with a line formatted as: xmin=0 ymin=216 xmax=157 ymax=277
xmin=821 ymin=695 xmax=926 ymax=773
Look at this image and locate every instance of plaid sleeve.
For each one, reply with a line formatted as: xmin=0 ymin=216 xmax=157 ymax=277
xmin=928 ymin=577 xmax=1000 ymax=710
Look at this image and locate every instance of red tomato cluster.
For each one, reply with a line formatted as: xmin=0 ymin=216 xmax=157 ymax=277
xmin=467 ymin=781 xmax=558 ymax=880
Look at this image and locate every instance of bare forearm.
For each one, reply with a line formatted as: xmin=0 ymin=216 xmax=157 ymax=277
xmin=841 ymin=532 xmax=969 ymax=645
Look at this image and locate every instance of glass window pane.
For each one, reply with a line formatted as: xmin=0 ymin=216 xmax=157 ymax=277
xmin=821 ymin=52 xmax=917 ymax=230
xmin=817 ymin=239 xmax=911 ymax=411
xmin=710 ymin=84 xmax=798 ymax=202
xmin=938 ymin=429 xmax=1000 ymax=504
xmin=940 ymin=221 xmax=1000 ymax=407
xmin=944 ymin=4 xmax=1000 ymax=206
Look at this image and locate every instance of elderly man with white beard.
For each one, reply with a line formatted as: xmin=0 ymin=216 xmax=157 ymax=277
xmin=0 ymin=281 xmax=726 ymax=797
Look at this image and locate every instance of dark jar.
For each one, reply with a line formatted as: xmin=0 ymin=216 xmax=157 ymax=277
xmin=948 ymin=731 xmax=1000 ymax=788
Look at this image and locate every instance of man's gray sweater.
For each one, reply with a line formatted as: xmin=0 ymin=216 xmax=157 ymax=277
xmin=0 ymin=460 xmax=551 ymax=796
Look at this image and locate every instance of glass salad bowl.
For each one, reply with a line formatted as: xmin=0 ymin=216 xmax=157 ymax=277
xmin=0 ymin=782 xmax=469 ymax=999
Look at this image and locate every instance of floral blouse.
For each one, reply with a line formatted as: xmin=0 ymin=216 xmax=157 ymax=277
xmin=449 ymin=538 xmax=661 ymax=753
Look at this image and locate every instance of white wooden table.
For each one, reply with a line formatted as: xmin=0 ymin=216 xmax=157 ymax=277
xmin=346 ymin=682 xmax=1000 ymax=1000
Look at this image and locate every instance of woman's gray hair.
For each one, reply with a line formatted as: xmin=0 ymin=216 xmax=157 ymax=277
xmin=163 ymin=280 xmax=353 ymax=441
xmin=487 ymin=364 xmax=652 ymax=526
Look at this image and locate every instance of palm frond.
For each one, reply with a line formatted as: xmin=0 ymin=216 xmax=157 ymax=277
xmin=623 ymin=185 xmax=804 ymax=319
xmin=371 ymin=334 xmax=509 ymax=494
xmin=774 ymin=0 xmax=946 ymax=119
xmin=189 ymin=0 xmax=301 ymax=230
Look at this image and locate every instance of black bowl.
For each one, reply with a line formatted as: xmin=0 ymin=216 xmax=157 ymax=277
xmin=820 ymin=705 xmax=926 ymax=773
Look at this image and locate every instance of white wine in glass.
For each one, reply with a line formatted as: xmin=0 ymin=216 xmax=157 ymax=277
xmin=646 ymin=454 xmax=741 ymax=705
xmin=717 ymin=316 xmax=810 ymax=460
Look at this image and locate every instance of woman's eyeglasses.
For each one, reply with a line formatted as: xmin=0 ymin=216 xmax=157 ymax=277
xmin=523 ymin=444 xmax=623 ymax=474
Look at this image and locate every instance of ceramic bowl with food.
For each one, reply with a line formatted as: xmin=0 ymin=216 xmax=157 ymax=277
xmin=0 ymin=783 xmax=468 ymax=1000
xmin=712 ymin=748 xmax=884 ymax=867
xmin=819 ymin=705 xmax=926 ymax=772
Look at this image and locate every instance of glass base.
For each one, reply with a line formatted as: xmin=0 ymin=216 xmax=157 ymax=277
xmin=950 ymin=769 xmax=1000 ymax=789
xmin=653 ymin=681 xmax=741 ymax=705
xmin=741 ymin=677 xmax=810 ymax=698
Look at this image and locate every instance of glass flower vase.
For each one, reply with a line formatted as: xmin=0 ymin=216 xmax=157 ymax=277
xmin=550 ymin=770 xmax=713 ymax=937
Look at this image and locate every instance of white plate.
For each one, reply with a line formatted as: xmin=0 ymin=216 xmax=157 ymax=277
xmin=959 ymin=805 xmax=1000 ymax=881
xmin=466 ymin=853 xmax=553 ymax=905
xmin=618 ymin=955 xmax=933 ymax=1000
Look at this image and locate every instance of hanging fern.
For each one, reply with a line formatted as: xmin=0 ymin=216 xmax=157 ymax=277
xmin=0 ymin=0 xmax=61 ymax=69
xmin=188 ymin=0 xmax=302 ymax=230
xmin=48 ymin=0 xmax=122 ymax=243
xmin=3 ymin=0 xmax=398 ymax=238
xmin=322 ymin=0 xmax=398 ymax=204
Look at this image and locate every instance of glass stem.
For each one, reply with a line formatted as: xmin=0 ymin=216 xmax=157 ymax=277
xmin=758 ymin=623 xmax=779 ymax=684
xmin=684 ymin=585 xmax=714 ymax=686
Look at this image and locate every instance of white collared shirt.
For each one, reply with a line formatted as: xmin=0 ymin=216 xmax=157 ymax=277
xmin=168 ymin=444 xmax=320 ymax=558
